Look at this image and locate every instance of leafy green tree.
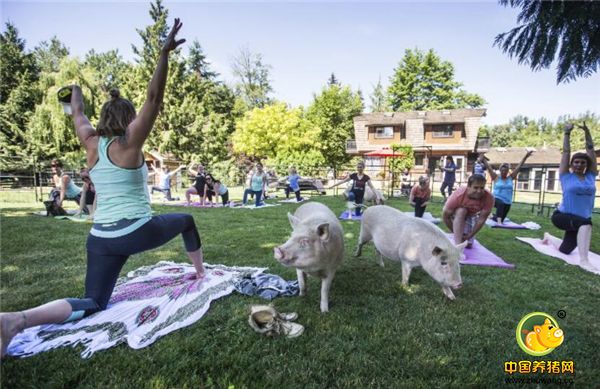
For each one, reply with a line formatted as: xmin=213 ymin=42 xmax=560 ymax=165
xmin=84 ymin=49 xmax=132 ymax=94
xmin=387 ymin=48 xmax=485 ymax=111
xmin=495 ymin=0 xmax=600 ymax=84
xmin=33 ymin=36 xmax=69 ymax=73
xmin=232 ymin=103 xmax=323 ymax=173
xmin=388 ymin=144 xmax=414 ymax=187
xmin=231 ymin=46 xmax=273 ymax=110
xmin=0 ymin=23 xmax=38 ymax=104
xmin=369 ymin=77 xmax=389 ymax=112
xmin=306 ymin=83 xmax=364 ymax=173
xmin=28 ymin=57 xmax=102 ymax=166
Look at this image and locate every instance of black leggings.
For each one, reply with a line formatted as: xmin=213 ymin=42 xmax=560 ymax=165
xmin=551 ymin=211 xmax=593 ymax=254
xmin=67 ymin=214 xmax=202 ymax=318
xmin=414 ymin=197 xmax=427 ymax=218
xmin=494 ymin=198 xmax=512 ymax=222
xmin=440 ymin=181 xmax=454 ymax=197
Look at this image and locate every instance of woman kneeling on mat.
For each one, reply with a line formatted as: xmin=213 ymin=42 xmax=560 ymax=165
xmin=543 ymin=122 xmax=597 ymax=271
xmin=409 ymin=176 xmax=431 ymax=218
xmin=0 ymin=19 xmax=204 ymax=358
xmin=481 ymin=150 xmax=533 ymax=223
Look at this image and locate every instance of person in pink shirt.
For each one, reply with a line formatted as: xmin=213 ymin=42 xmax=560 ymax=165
xmin=409 ymin=176 xmax=431 ymax=218
xmin=442 ymin=174 xmax=494 ymax=248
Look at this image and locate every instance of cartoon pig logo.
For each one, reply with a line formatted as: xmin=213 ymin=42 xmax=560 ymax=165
xmin=516 ymin=312 xmax=565 ymax=356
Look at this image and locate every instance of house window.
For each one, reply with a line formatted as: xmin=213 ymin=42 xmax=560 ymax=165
xmin=374 ymin=126 xmax=394 ymax=139
xmin=432 ymin=124 xmax=454 ymax=138
xmin=414 ymin=154 xmax=424 ymax=166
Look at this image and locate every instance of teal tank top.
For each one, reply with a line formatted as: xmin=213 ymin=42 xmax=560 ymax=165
xmin=89 ymin=137 xmax=152 ymax=224
xmin=493 ymin=177 xmax=514 ymax=204
xmin=251 ymin=174 xmax=265 ymax=191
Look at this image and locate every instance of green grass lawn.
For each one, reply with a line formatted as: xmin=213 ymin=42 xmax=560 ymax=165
xmin=1 ymin=190 xmax=599 ymax=388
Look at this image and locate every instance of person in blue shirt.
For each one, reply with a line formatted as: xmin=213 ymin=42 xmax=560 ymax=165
xmin=0 ymin=19 xmax=205 ymax=358
xmin=473 ymin=155 xmax=487 ymax=178
xmin=151 ymin=164 xmax=184 ymax=201
xmin=543 ymin=122 xmax=597 ymax=271
xmin=242 ymin=163 xmax=268 ymax=206
xmin=439 ymin=156 xmax=457 ymax=200
xmin=284 ymin=166 xmax=304 ymax=202
xmin=482 ymin=150 xmax=533 ymax=223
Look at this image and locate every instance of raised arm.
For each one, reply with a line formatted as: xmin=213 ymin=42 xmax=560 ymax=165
xmin=125 ymin=19 xmax=185 ymax=149
xmin=511 ymin=150 xmax=534 ymax=179
xmin=481 ymin=158 xmax=497 ymax=181
xmin=188 ymin=163 xmax=198 ymax=177
xmin=70 ymin=86 xmax=98 ymax=165
xmin=560 ymin=123 xmax=573 ymax=175
xmin=579 ymin=122 xmax=597 ymax=174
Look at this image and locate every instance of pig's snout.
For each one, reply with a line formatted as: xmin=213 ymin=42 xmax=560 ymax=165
xmin=274 ymin=247 xmax=284 ymax=261
xmin=451 ymin=282 xmax=463 ymax=290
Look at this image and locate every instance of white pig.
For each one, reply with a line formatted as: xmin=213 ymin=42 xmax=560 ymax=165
xmin=274 ymin=202 xmax=344 ymax=312
xmin=344 ymin=185 xmax=385 ymax=205
xmin=355 ymin=205 xmax=467 ymax=300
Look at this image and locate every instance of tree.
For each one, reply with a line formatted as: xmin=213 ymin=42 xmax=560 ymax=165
xmin=232 ymin=103 xmax=323 ymax=173
xmin=187 ymin=40 xmax=219 ymax=81
xmin=84 ymin=49 xmax=131 ymax=94
xmin=328 ymin=73 xmax=339 ymax=86
xmin=369 ymin=77 xmax=390 ymax=112
xmin=306 ymin=83 xmax=364 ymax=173
xmin=231 ymin=46 xmax=273 ymax=110
xmin=33 ymin=36 xmax=69 ymax=73
xmin=495 ymin=0 xmax=600 ymax=84
xmin=28 ymin=57 xmax=102 ymax=166
xmin=387 ymin=48 xmax=485 ymax=111
xmin=0 ymin=23 xmax=40 ymax=170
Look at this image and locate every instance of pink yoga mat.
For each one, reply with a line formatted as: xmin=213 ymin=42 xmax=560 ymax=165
xmin=339 ymin=210 xmax=362 ymax=221
xmin=171 ymin=202 xmax=225 ymax=208
xmin=516 ymin=236 xmax=600 ymax=275
xmin=445 ymin=233 xmax=515 ymax=269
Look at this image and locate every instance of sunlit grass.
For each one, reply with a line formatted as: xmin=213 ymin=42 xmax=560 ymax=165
xmin=1 ymin=190 xmax=599 ymax=387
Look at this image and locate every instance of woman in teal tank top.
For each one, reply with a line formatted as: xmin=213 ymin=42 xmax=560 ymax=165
xmin=481 ymin=150 xmax=533 ymax=223
xmin=0 ymin=19 xmax=206 ymax=358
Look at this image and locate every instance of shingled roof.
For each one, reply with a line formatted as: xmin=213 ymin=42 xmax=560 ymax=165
xmin=485 ymin=147 xmax=561 ymax=166
xmin=355 ymin=108 xmax=487 ymax=126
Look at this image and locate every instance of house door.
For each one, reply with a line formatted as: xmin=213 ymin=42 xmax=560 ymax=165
xmin=453 ymin=156 xmax=465 ymax=184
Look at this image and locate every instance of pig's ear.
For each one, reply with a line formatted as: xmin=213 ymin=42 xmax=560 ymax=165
xmin=316 ymin=223 xmax=330 ymax=241
xmin=455 ymin=241 xmax=469 ymax=252
xmin=288 ymin=212 xmax=301 ymax=229
xmin=432 ymin=246 xmax=444 ymax=256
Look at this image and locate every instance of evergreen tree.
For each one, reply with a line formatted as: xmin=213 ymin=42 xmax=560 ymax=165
xmin=387 ymin=48 xmax=485 ymax=111
xmin=328 ymin=72 xmax=339 ymax=86
xmin=187 ymin=40 xmax=219 ymax=81
xmin=0 ymin=23 xmax=41 ymax=169
xmin=369 ymin=77 xmax=389 ymax=112
xmin=84 ymin=49 xmax=132 ymax=94
xmin=495 ymin=0 xmax=600 ymax=83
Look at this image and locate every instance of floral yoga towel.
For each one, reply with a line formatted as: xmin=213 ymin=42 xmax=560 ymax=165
xmin=7 ymin=262 xmax=265 ymax=359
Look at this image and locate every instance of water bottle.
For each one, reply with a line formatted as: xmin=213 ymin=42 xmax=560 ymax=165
xmin=57 ymin=86 xmax=73 ymax=115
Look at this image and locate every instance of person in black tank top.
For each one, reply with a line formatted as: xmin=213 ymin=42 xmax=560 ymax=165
xmin=329 ymin=161 xmax=383 ymax=216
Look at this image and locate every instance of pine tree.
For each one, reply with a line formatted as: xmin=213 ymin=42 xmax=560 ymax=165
xmin=387 ymin=48 xmax=485 ymax=111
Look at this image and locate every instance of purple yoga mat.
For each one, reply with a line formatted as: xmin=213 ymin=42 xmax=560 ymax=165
xmin=339 ymin=210 xmax=362 ymax=221
xmin=445 ymin=233 xmax=515 ymax=269
xmin=171 ymin=202 xmax=224 ymax=208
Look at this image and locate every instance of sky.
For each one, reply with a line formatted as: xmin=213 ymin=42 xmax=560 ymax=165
xmin=2 ymin=0 xmax=599 ymax=126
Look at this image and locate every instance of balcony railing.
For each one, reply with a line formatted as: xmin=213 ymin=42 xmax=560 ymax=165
xmin=346 ymin=139 xmax=357 ymax=152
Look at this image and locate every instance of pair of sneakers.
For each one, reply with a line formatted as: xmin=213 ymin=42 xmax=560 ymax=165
xmin=248 ymin=305 xmax=304 ymax=338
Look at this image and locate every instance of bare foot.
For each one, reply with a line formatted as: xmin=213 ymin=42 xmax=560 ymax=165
xmin=0 ymin=312 xmax=25 ymax=358
xmin=580 ymin=260 xmax=599 ymax=272
xmin=541 ymin=232 xmax=552 ymax=245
